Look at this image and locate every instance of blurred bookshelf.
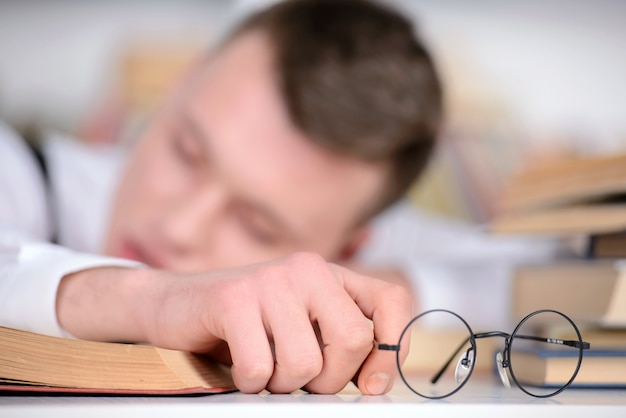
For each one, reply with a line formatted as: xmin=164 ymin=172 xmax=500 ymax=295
xmin=1 ymin=0 xmax=625 ymax=224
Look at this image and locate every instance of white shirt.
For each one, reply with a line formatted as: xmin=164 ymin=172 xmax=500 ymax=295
xmin=0 ymin=123 xmax=559 ymax=336
xmin=0 ymin=124 xmax=141 ymax=336
xmin=356 ymin=204 xmax=560 ymax=328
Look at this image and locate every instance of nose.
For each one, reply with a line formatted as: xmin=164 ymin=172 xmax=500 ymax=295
xmin=155 ymin=184 xmax=227 ymax=255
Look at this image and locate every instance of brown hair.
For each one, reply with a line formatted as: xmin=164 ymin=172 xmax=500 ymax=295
xmin=230 ymin=0 xmax=442 ymax=219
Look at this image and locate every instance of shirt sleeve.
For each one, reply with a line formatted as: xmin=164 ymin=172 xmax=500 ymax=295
xmin=0 ymin=122 xmax=51 ymax=240
xmin=0 ymin=225 xmax=143 ymax=337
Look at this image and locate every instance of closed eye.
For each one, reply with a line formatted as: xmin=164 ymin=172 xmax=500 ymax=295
xmin=233 ymin=204 xmax=282 ymax=245
xmin=171 ymin=130 xmax=205 ymax=167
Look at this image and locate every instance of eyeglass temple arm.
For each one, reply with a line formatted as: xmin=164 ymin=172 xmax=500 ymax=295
xmin=514 ymin=334 xmax=590 ymax=349
xmin=430 ymin=335 xmax=474 ymax=384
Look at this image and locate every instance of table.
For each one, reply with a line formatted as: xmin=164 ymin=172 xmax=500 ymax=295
xmin=2 ymin=375 xmax=625 ymax=418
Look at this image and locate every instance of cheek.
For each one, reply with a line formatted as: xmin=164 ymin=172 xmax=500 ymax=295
xmin=122 ymin=139 xmax=192 ymax=207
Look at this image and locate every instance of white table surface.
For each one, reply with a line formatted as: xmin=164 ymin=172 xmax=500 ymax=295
xmin=2 ymin=375 xmax=625 ymax=418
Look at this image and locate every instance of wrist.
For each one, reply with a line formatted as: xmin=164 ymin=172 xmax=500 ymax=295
xmin=56 ymin=266 xmax=160 ymax=343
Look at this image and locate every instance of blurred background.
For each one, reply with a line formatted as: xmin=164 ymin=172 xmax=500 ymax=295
xmin=1 ymin=0 xmax=625 ymax=224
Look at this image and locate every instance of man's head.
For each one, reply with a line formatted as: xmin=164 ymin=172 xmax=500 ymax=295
xmin=103 ymin=0 xmax=442 ymax=271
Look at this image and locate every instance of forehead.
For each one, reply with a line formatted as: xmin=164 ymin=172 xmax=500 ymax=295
xmin=175 ymin=32 xmax=386 ymax=247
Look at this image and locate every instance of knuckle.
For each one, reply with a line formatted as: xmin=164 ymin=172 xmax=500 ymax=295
xmin=235 ymin=360 xmax=274 ymax=383
xmin=305 ymin=379 xmax=350 ymax=395
xmin=254 ymin=264 xmax=283 ymax=287
xmin=255 ymin=264 xmax=300 ymax=297
xmin=381 ymin=282 xmax=412 ymax=308
xmin=340 ymin=323 xmax=375 ymax=353
xmin=216 ymin=279 xmax=252 ymax=313
xmin=286 ymin=251 xmax=327 ymax=271
xmin=283 ymin=352 xmax=323 ymax=379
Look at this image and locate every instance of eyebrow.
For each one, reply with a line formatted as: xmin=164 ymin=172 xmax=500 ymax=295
xmin=175 ymin=110 xmax=302 ymax=244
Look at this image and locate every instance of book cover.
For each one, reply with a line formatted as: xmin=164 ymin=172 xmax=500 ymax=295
xmin=498 ymin=152 xmax=626 ymax=214
xmin=511 ymin=261 xmax=626 ymax=327
xmin=490 ymin=203 xmax=626 ymax=235
xmin=586 ymin=231 xmax=626 ymax=259
xmin=511 ymin=347 xmax=626 ymax=389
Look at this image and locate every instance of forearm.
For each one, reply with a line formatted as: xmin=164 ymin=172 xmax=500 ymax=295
xmin=56 ymin=267 xmax=160 ymax=343
xmin=0 ymin=230 xmax=143 ymax=337
xmin=56 ymin=267 xmax=225 ymax=355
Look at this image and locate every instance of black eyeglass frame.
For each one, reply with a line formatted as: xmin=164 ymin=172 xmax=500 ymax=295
xmin=378 ymin=309 xmax=590 ymax=399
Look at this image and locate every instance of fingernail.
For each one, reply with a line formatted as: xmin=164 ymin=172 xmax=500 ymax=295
xmin=365 ymin=372 xmax=390 ymax=395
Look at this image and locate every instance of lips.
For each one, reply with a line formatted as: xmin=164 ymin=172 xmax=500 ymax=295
xmin=118 ymin=239 xmax=164 ymax=268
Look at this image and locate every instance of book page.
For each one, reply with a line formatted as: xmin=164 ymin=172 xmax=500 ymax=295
xmin=156 ymin=348 xmax=234 ymax=389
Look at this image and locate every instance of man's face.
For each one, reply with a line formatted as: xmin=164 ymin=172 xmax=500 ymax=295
xmin=103 ymin=32 xmax=387 ymax=272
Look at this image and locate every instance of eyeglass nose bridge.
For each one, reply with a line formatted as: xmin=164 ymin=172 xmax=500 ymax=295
xmin=453 ymin=339 xmax=514 ymax=389
xmin=471 ymin=331 xmax=514 ymax=389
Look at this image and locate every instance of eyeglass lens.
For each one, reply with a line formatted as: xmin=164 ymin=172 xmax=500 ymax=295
xmin=396 ymin=310 xmax=476 ymax=399
xmin=509 ymin=310 xmax=584 ymax=397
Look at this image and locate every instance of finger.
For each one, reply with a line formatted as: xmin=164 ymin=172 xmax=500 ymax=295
xmin=337 ymin=265 xmax=413 ymax=395
xmin=222 ymin=306 xmax=275 ymax=393
xmin=303 ymin=278 xmax=374 ymax=394
xmin=207 ymin=340 xmax=233 ymax=365
xmin=264 ymin=298 xmax=323 ymax=393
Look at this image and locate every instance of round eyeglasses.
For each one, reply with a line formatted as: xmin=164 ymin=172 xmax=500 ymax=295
xmin=378 ymin=309 xmax=590 ymax=399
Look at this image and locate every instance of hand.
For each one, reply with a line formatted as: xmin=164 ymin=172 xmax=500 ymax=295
xmin=340 ymin=263 xmax=415 ymax=293
xmin=57 ymin=252 xmax=412 ymax=394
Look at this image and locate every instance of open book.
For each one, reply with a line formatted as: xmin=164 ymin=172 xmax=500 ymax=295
xmin=0 ymin=326 xmax=235 ymax=395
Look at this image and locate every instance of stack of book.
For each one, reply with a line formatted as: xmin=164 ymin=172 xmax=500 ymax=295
xmin=490 ymin=152 xmax=626 ymax=388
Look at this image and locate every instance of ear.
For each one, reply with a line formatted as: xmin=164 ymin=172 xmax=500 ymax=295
xmin=336 ymin=226 xmax=371 ymax=262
